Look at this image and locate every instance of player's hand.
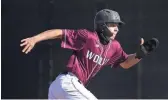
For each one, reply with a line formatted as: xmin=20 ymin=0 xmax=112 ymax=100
xmin=20 ymin=37 xmax=37 ymax=54
xmin=135 ymin=38 xmax=159 ymax=59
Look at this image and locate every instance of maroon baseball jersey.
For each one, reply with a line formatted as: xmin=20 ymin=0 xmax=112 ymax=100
xmin=61 ymin=29 xmax=128 ymax=85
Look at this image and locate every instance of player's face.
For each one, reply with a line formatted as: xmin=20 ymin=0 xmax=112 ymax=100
xmin=107 ymin=23 xmax=119 ymax=40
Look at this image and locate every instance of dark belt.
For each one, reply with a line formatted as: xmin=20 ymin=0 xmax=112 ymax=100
xmin=61 ymin=71 xmax=69 ymax=74
xmin=61 ymin=71 xmax=82 ymax=84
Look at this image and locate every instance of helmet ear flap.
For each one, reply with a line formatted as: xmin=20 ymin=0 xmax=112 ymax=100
xmin=95 ymin=22 xmax=113 ymax=45
xmin=95 ymin=22 xmax=102 ymax=32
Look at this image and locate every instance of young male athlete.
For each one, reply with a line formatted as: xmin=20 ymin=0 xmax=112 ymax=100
xmin=20 ymin=9 xmax=159 ymax=99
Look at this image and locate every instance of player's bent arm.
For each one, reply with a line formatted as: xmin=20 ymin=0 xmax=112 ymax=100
xmin=120 ymin=53 xmax=141 ymax=69
xmin=33 ymin=29 xmax=63 ymax=43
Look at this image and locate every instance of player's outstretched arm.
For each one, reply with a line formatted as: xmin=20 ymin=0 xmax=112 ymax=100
xmin=20 ymin=29 xmax=63 ymax=54
xmin=120 ymin=38 xmax=159 ymax=69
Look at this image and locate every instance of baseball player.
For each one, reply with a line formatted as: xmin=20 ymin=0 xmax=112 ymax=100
xmin=20 ymin=9 xmax=159 ymax=99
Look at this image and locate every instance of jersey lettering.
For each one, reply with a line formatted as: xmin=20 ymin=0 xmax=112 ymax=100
xmin=86 ymin=50 xmax=109 ymax=66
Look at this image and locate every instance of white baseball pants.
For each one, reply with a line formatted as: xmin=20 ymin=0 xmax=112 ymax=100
xmin=48 ymin=72 xmax=98 ymax=100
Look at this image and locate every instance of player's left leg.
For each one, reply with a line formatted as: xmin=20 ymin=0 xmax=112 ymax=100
xmin=48 ymin=74 xmax=65 ymax=99
xmin=64 ymin=74 xmax=97 ymax=100
xmin=48 ymin=72 xmax=98 ymax=100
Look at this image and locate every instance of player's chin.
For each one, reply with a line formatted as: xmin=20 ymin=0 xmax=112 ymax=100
xmin=110 ymin=32 xmax=117 ymax=39
xmin=110 ymin=36 xmax=116 ymax=40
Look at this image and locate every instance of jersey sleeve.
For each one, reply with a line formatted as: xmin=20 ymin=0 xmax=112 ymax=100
xmin=61 ymin=29 xmax=88 ymax=50
xmin=109 ymin=41 xmax=128 ymax=68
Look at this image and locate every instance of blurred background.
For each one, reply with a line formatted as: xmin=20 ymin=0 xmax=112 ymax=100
xmin=1 ymin=0 xmax=168 ymax=99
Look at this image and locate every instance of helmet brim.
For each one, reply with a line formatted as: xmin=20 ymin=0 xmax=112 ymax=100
xmin=109 ymin=21 xmax=125 ymax=26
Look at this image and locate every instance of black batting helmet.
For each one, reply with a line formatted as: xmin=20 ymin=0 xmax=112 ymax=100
xmin=94 ymin=9 xmax=125 ymax=45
